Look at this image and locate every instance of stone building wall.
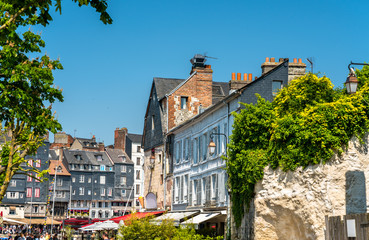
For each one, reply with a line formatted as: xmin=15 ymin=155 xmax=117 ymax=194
xmin=236 ymin=134 xmax=369 ymax=240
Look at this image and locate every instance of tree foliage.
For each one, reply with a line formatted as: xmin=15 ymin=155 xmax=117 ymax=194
xmin=227 ymin=72 xmax=369 ymax=227
xmin=118 ymin=214 xmax=222 ymax=240
xmin=0 ymin=0 xmax=111 ymax=201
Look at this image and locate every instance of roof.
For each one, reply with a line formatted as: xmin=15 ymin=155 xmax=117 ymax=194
xmin=75 ymin=137 xmax=99 ymax=149
xmin=48 ymin=149 xmax=59 ymax=161
xmin=168 ymin=59 xmax=289 ymax=134
xmin=49 ymin=160 xmax=71 ymax=176
xmin=127 ymin=133 xmax=142 ymax=144
xmin=212 ymin=81 xmax=229 ymax=103
xmin=63 ymin=149 xmax=113 ymax=166
xmin=105 ymin=148 xmax=133 ymax=164
xmin=154 ymin=77 xmax=184 ymax=100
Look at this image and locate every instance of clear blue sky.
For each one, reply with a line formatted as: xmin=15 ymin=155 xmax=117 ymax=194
xmin=38 ymin=0 xmax=369 ymax=145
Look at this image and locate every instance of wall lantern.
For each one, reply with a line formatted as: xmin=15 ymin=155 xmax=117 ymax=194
xmin=345 ymin=61 xmax=369 ymax=94
xmin=207 ymin=132 xmax=228 ymax=157
xmin=208 ymin=140 xmax=216 ymax=155
xmin=149 ymin=155 xmax=155 ymax=169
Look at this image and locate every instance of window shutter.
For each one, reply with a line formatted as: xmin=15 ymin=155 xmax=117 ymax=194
xmin=180 ymin=176 xmax=184 ymax=202
xmin=189 ymin=180 xmax=193 ymax=206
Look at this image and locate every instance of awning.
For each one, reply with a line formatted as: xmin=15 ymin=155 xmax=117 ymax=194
xmin=151 ymin=211 xmax=199 ymax=226
xmin=17 ymin=218 xmax=62 ymax=225
xmin=181 ymin=212 xmax=221 ymax=229
xmin=3 ymin=217 xmax=26 ymax=225
xmin=109 ymin=211 xmax=164 ymax=224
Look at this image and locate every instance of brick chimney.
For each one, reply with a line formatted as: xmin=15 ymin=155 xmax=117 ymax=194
xmin=114 ymin=127 xmax=128 ymax=151
xmin=229 ymin=72 xmax=251 ymax=92
xmin=98 ymin=142 xmax=105 ymax=152
xmin=189 ymin=54 xmax=213 ymax=106
xmin=261 ymin=57 xmax=306 ymax=83
xmin=288 ymin=58 xmax=306 ymax=83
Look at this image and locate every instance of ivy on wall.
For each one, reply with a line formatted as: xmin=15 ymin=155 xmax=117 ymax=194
xmin=227 ymin=69 xmax=369 ymax=227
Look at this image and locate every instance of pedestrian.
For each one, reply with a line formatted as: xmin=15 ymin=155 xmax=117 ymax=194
xmin=52 ymin=234 xmax=57 ymax=240
xmin=19 ymin=234 xmax=26 ymax=240
xmin=102 ymin=234 xmax=109 ymax=240
xmin=8 ymin=233 xmax=13 ymax=240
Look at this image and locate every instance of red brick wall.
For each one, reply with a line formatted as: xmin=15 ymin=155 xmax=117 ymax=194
xmin=167 ymin=66 xmax=213 ymax=130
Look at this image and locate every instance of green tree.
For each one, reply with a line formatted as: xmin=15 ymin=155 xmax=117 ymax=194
xmin=0 ymin=0 xmax=111 ymax=201
xmin=227 ymin=73 xmax=369 ymax=227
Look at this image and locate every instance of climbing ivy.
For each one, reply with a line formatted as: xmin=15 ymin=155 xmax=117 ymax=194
xmin=227 ymin=71 xmax=369 ymax=227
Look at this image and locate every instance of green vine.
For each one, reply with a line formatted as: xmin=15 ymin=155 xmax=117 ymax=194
xmin=227 ymin=70 xmax=369 ymax=227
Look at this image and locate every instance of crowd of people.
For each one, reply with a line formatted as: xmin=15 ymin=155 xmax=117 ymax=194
xmin=0 ymin=225 xmax=60 ymax=240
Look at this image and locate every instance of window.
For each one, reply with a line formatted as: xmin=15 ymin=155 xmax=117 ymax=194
xmin=79 ymin=187 xmax=84 ymax=195
xmin=36 ymin=159 xmax=41 ymax=168
xmin=92 ymin=202 xmax=96 ymax=208
xmin=121 ymin=190 xmax=126 ymax=197
xmin=136 ymin=170 xmax=140 ymax=180
xmin=136 ymin=184 xmax=140 ymax=195
xmin=8 ymin=192 xmax=18 ymax=199
xmin=57 ymin=166 xmax=62 ymax=172
xmin=9 ymin=209 xmax=16 ymax=215
xmin=136 ymin=157 xmax=140 ymax=165
xmin=181 ymin=96 xmax=188 ymax=109
xmin=101 ymin=188 xmax=106 ymax=196
xmin=26 ymin=188 xmax=32 ymax=198
xmin=96 ymin=155 xmax=102 ymax=161
xmin=121 ymin=165 xmax=126 ymax=173
xmin=35 ymin=188 xmax=40 ymax=198
xmin=189 ymin=181 xmax=193 ymax=206
xmin=57 ymin=178 xmax=63 ymax=186
xmin=27 ymin=174 xmax=32 ymax=182
xmin=100 ymin=165 xmax=105 ymax=171
xmin=56 ymin=191 xmax=64 ymax=198
xmin=10 ymin=180 xmax=16 ymax=187
xmin=120 ymin=177 xmax=126 ymax=186
xmin=80 ymin=175 xmax=85 ymax=183
xmin=184 ymin=175 xmax=188 ymax=201
xmin=108 ymin=188 xmax=112 ymax=196
xmin=72 ymin=190 xmax=75 ymax=195
xmin=72 ymin=177 xmax=76 ymax=183
xmin=211 ymin=174 xmax=218 ymax=200
xmin=33 ymin=206 xmax=39 ymax=213
xmin=109 ymin=167 xmax=113 ymax=171
xmin=88 ymin=190 xmax=91 ymax=195
xmin=272 ymin=80 xmax=283 ymax=96
xmin=137 ymin=146 xmax=141 ymax=152
xmin=151 ymin=115 xmax=155 ymax=130
xmin=28 ymin=159 xmax=33 ymax=167
xmin=70 ymin=164 xmax=75 ymax=170
xmin=193 ymin=138 xmax=198 ymax=164
xmin=100 ymin=176 xmax=106 ymax=185
xmin=88 ymin=177 xmax=92 ymax=183
xmin=35 ymin=174 xmax=40 ymax=182
xmin=184 ymin=138 xmax=189 ymax=160
xmin=75 ymin=155 xmax=82 ymax=160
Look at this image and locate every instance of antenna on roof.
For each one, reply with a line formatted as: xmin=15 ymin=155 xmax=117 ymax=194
xmin=73 ymin=129 xmax=77 ymax=138
xmin=203 ymin=52 xmax=218 ymax=60
xmin=307 ymin=57 xmax=314 ymax=73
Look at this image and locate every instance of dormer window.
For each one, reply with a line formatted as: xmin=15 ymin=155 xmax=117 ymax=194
xmin=96 ymin=155 xmax=102 ymax=161
xmin=181 ymin=96 xmax=188 ymax=109
xmin=118 ymin=155 xmax=126 ymax=163
xmin=75 ymin=155 xmax=82 ymax=161
xmin=56 ymin=166 xmax=62 ymax=173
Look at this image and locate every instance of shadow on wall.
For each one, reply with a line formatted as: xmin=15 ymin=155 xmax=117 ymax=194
xmin=346 ymin=171 xmax=367 ymax=215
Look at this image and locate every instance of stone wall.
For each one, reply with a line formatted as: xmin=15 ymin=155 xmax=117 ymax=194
xmin=237 ymin=134 xmax=369 ymax=240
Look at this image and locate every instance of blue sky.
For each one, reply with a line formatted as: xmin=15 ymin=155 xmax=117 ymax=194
xmin=37 ymin=0 xmax=369 ymax=145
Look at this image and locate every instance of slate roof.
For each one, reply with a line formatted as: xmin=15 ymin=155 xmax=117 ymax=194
xmin=75 ymin=137 xmax=99 ymax=149
xmin=63 ymin=149 xmax=113 ymax=166
xmin=105 ymin=148 xmax=134 ymax=164
xmin=212 ymin=81 xmax=229 ymax=103
xmin=49 ymin=149 xmax=59 ymax=161
xmin=154 ymin=77 xmax=184 ymax=100
xmin=127 ymin=133 xmax=142 ymax=144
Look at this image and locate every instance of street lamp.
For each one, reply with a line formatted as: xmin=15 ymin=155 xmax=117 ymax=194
xmin=208 ymin=132 xmax=227 ymax=157
xmin=345 ymin=62 xmax=369 ymax=94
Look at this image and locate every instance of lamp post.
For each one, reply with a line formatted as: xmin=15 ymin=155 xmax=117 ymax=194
xmin=208 ymin=132 xmax=231 ymax=240
xmin=345 ymin=61 xmax=369 ymax=94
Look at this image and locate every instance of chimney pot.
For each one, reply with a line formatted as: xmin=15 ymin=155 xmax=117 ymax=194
xmin=298 ymin=58 xmax=302 ymax=63
xmin=243 ymin=73 xmax=247 ymax=81
xmin=248 ymin=74 xmax=253 ymax=81
xmin=255 ymin=76 xmax=257 ymax=80
xmin=279 ymin=58 xmax=284 ymax=62
xmin=231 ymin=73 xmax=236 ymax=80
xmin=293 ymin=58 xmax=297 ymax=63
xmin=205 ymin=65 xmax=211 ymax=69
xmin=237 ymin=73 xmax=241 ymax=81
xmin=265 ymin=57 xmax=270 ymax=62
xmin=271 ymin=57 xmax=275 ymax=62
